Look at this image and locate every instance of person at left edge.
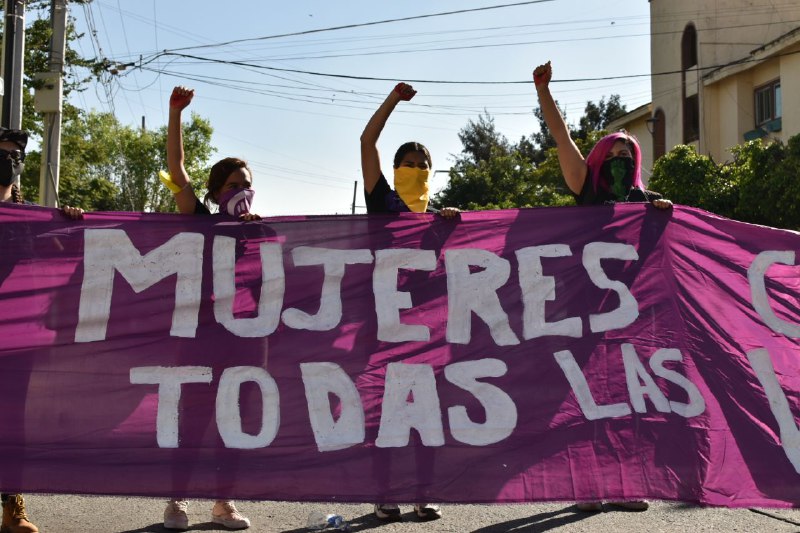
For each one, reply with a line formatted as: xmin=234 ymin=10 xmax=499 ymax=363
xmin=0 ymin=127 xmax=83 ymax=218
xmin=0 ymin=126 xmax=83 ymax=533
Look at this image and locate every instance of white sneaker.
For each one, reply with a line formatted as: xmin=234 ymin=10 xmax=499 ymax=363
xmin=163 ymin=499 xmax=189 ymax=531
xmin=374 ymin=503 xmax=401 ymax=521
xmin=211 ymin=500 xmax=251 ymax=529
xmin=414 ymin=503 xmax=442 ymax=520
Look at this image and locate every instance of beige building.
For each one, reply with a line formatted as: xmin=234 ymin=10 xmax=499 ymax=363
xmin=609 ymin=0 xmax=800 ymax=182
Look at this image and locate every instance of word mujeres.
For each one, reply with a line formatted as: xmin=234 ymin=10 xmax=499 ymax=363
xmin=75 ymin=229 xmax=647 ymax=344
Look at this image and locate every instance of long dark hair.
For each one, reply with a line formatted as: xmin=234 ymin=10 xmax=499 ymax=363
xmin=585 ymin=131 xmax=643 ymax=192
xmin=203 ymin=157 xmax=251 ymax=209
xmin=393 ymin=142 xmax=432 ymax=169
xmin=10 ymin=183 xmax=23 ymax=204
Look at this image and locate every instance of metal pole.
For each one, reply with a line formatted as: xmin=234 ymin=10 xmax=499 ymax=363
xmin=1 ymin=0 xmax=25 ymax=129
xmin=351 ymin=180 xmax=357 ymax=214
xmin=38 ymin=0 xmax=67 ymax=207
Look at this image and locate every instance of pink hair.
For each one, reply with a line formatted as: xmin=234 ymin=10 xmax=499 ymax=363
xmin=584 ymin=131 xmax=643 ymax=192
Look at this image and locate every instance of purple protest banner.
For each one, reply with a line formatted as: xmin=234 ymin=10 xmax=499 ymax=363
xmin=0 ymin=202 xmax=799 ymax=507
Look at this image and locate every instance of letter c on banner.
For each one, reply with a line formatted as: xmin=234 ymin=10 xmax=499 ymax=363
xmin=748 ymin=251 xmax=800 ymax=338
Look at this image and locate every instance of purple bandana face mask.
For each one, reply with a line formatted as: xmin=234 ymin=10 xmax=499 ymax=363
xmin=217 ymin=188 xmax=254 ymax=216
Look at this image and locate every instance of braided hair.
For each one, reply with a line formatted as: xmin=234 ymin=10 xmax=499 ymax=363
xmin=9 ymin=183 xmax=23 ymax=204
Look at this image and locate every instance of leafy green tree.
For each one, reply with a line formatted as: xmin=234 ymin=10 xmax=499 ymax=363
xmin=115 ymin=112 xmax=214 ymax=212
xmin=21 ymin=111 xmax=215 ymax=212
xmin=434 ymin=98 xmax=624 ymax=210
xmin=518 ymin=105 xmax=560 ymax=165
xmin=455 ymin=113 xmax=510 ymax=165
xmin=730 ymin=137 xmax=800 ymax=228
xmin=5 ymin=2 xmax=218 ymax=212
xmin=649 ymin=144 xmax=738 ymax=218
xmin=1 ymin=0 xmax=98 ymax=135
xmin=439 ymin=147 xmax=534 ymax=210
xmin=518 ymin=96 xmax=624 ymax=166
xmin=648 ymin=136 xmax=800 ymax=229
xmin=575 ymin=95 xmax=626 ymax=141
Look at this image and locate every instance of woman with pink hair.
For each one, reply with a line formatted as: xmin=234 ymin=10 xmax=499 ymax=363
xmin=533 ymin=61 xmax=672 ymax=210
xmin=533 ymin=61 xmax=669 ymax=513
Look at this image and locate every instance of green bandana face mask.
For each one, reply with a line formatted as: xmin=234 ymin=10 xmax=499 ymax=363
xmin=600 ymin=156 xmax=635 ymax=200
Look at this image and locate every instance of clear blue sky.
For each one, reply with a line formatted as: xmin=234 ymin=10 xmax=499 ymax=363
xmin=68 ymin=0 xmax=652 ymax=215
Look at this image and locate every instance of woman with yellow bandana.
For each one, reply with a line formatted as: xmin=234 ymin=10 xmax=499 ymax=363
xmin=361 ymin=82 xmax=459 ymax=219
xmin=360 ymin=83 xmax=456 ymax=523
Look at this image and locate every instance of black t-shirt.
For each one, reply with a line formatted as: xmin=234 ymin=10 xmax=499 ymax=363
xmin=194 ymin=198 xmax=211 ymax=215
xmin=364 ymin=173 xmax=438 ymax=214
xmin=574 ymin=173 xmax=662 ymax=206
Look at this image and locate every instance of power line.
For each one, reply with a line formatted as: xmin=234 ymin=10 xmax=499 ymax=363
xmin=142 ymin=18 xmax=800 ymax=65
xmin=140 ymin=66 xmax=537 ymax=116
xmin=106 ymin=3 xmax=800 ymax=62
xmin=161 ymin=0 xmax=555 ymax=54
xmin=141 ymin=62 xmax=653 ymax=114
xmin=150 ymin=46 xmax=800 ymax=86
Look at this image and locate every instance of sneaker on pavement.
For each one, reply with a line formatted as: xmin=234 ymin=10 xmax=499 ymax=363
xmin=1 ymin=494 xmax=39 ymax=533
xmin=163 ymin=499 xmax=189 ymax=531
xmin=374 ymin=503 xmax=401 ymax=521
xmin=211 ymin=500 xmax=250 ymax=529
xmin=414 ymin=503 xmax=442 ymax=520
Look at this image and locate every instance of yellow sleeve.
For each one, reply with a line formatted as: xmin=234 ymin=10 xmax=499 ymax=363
xmin=158 ymin=170 xmax=185 ymax=194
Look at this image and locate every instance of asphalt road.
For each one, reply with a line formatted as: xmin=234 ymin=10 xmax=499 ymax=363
xmin=22 ymin=494 xmax=800 ymax=532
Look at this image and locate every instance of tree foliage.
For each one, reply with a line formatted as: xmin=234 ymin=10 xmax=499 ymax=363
xmin=575 ymin=95 xmax=626 ymax=141
xmin=649 ymin=135 xmax=800 ymax=229
xmin=1 ymin=1 xmax=98 ymax=135
xmin=433 ymin=96 xmax=626 ymax=210
xmin=3 ymin=2 xmax=218 ymax=212
xmin=21 ymin=111 xmax=215 ymax=212
xmin=647 ymin=145 xmax=737 ymax=217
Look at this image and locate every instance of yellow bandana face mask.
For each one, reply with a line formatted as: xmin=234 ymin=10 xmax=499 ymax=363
xmin=393 ymin=167 xmax=430 ymax=213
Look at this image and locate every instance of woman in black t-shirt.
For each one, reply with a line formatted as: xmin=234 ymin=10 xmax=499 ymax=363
xmin=360 ymin=82 xmax=458 ymax=219
xmin=533 ymin=61 xmax=667 ymax=512
xmin=533 ymin=61 xmax=672 ymax=211
xmin=359 ymin=83 xmax=451 ymax=522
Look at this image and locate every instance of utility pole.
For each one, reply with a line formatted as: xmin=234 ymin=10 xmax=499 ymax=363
xmin=1 ymin=0 xmax=25 ymax=130
xmin=37 ymin=0 xmax=67 ymax=207
xmin=351 ymin=180 xmax=357 ymax=214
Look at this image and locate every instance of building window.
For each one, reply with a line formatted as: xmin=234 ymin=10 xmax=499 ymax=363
xmin=755 ymin=80 xmax=781 ymax=127
xmin=653 ymin=108 xmax=666 ymax=160
xmin=683 ymin=95 xmax=699 ymax=143
xmin=681 ymin=23 xmax=699 ymax=143
xmin=681 ymin=24 xmax=698 ymax=69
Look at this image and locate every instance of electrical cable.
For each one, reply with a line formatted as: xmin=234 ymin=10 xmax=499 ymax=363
xmin=162 ymin=0 xmax=555 ymax=54
xmin=150 ymin=47 xmax=800 ymax=86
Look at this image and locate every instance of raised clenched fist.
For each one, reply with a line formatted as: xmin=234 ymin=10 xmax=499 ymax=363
xmin=533 ymin=61 xmax=552 ymax=89
xmin=393 ymin=82 xmax=417 ymax=101
xmin=169 ymin=86 xmax=195 ymax=110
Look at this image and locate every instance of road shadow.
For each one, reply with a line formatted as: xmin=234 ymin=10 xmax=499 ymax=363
xmin=118 ymin=521 xmax=237 ymax=533
xmin=468 ymin=505 xmax=592 ymax=532
xmin=277 ymin=509 xmax=449 ymax=533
